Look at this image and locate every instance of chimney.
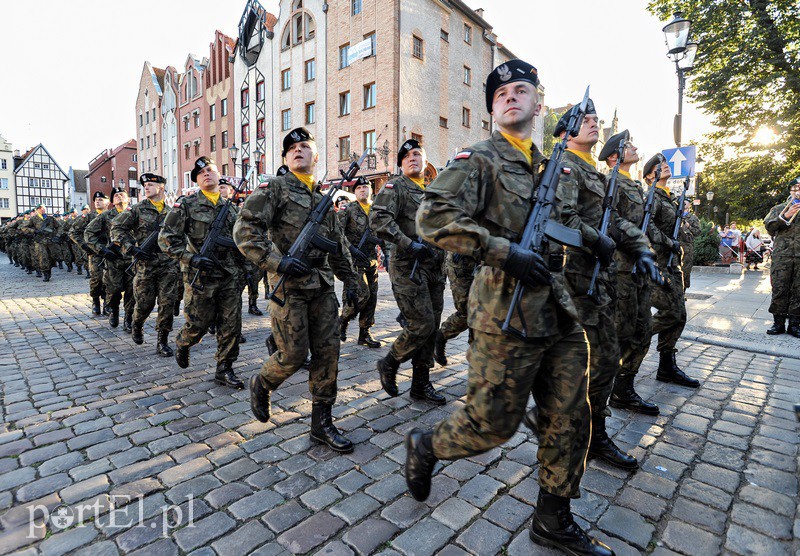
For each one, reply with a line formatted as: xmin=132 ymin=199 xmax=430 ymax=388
xmin=475 ymin=8 xmax=484 ymax=17
xmin=13 ymin=149 xmax=20 ymax=157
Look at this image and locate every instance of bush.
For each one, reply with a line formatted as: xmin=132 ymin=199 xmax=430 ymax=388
xmin=693 ymin=219 xmax=721 ymax=266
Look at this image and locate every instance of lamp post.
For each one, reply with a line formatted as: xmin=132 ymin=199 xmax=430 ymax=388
xmin=662 ymin=12 xmax=698 ymax=147
xmin=706 ymin=190 xmax=714 ymax=219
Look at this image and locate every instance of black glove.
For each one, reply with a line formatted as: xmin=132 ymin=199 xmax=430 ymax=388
xmin=190 ymin=254 xmax=220 ymax=271
xmin=670 ymin=239 xmax=682 ymax=255
xmin=344 ymin=286 xmax=359 ymax=306
xmin=80 ymin=243 xmax=93 ymax=254
xmin=591 ymin=232 xmax=616 ymax=268
xmin=349 ymin=245 xmax=370 ymax=266
xmin=635 ymin=253 xmax=663 ymax=285
xmin=502 ymin=243 xmax=552 ymax=287
xmin=99 ymin=247 xmax=120 ymax=261
xmin=130 ymin=246 xmax=155 ymax=262
xmin=277 ymin=256 xmax=311 ymax=278
xmin=408 ymin=241 xmax=433 ymax=261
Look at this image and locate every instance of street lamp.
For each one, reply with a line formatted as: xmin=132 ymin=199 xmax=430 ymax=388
xmin=228 ymin=144 xmax=239 ymax=165
xmin=706 ymin=190 xmax=714 ymax=219
xmin=662 ymin=12 xmax=698 ymax=147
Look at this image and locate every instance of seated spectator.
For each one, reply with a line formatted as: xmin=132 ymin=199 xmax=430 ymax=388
xmin=745 ymin=229 xmax=764 ymax=270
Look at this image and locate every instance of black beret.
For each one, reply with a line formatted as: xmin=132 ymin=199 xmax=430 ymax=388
xmin=788 ymin=177 xmax=800 ymax=188
xmin=218 ymin=177 xmax=230 ymax=186
xmin=139 ymin=173 xmax=166 ymax=186
xmin=92 ymin=191 xmax=109 ymax=200
xmin=486 ymin=59 xmax=540 ymax=114
xmin=397 ymin=139 xmax=422 ymax=167
xmin=282 ymin=128 xmax=315 ymax=157
xmin=643 ymin=154 xmax=665 ymax=178
xmin=110 ymin=187 xmax=127 ymax=198
xmin=553 ymin=99 xmax=597 ymax=137
xmin=191 ymin=156 xmax=215 ymax=183
xmin=598 ymin=130 xmax=630 ymax=162
xmin=276 ymin=165 xmax=289 ymax=176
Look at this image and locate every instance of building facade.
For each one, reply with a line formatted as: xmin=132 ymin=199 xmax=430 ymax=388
xmin=66 ymin=168 xmax=88 ymax=210
xmin=161 ymin=66 xmax=181 ymax=202
xmin=177 ymin=55 xmax=208 ymax=192
xmin=205 ymin=31 xmax=237 ymax=181
xmin=85 ymin=140 xmax=138 ymax=202
xmin=13 ymin=144 xmax=69 ymax=213
xmin=135 ymin=62 xmax=165 ymax=181
xmin=0 ymin=135 xmax=17 ymax=220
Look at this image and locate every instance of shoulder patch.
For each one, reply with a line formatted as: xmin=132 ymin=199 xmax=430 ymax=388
xmin=455 ymin=151 xmax=472 ymax=160
xmin=173 ymin=202 xmax=181 ymax=208
xmin=259 ymin=181 xmax=269 ymax=188
xmin=385 ymin=183 xmax=394 ymax=189
xmin=562 ymin=168 xmax=571 ymax=175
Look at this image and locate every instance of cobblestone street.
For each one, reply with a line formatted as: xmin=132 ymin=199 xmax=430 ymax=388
xmin=0 ymin=263 xmax=798 ymax=556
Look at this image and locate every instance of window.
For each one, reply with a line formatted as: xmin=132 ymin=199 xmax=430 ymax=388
xmin=411 ymin=133 xmax=423 ymax=144
xmin=0 ymin=199 xmax=8 ymax=209
xmin=184 ymin=118 xmax=190 ymax=132
xmin=44 ymin=197 xmax=52 ymax=206
xmin=100 ymin=176 xmax=107 ymax=183
xmin=242 ymin=158 xmax=250 ymax=176
xmin=364 ymin=82 xmax=376 ymax=109
xmin=281 ymin=69 xmax=291 ymax=91
xmin=0 ymin=159 xmax=5 ymax=170
xmin=339 ymin=44 xmax=350 ymax=69
xmin=462 ymin=107 xmax=471 ymax=127
xmin=439 ymin=117 xmax=448 ymax=128
xmin=241 ymin=87 xmax=250 ymax=107
xmin=34 ymin=163 xmax=40 ymax=169
xmin=145 ymin=112 xmax=150 ymax=124
xmin=146 ymin=136 xmax=151 ymax=148
xmin=154 ymin=156 xmax=158 ymax=170
xmin=42 ymin=163 xmax=49 ymax=169
xmin=305 ymin=58 xmax=316 ymax=81
xmin=222 ymin=164 xmax=228 ymax=176
xmin=153 ymin=134 xmax=157 ymax=146
xmin=242 ymin=124 xmax=250 ymax=143
xmin=210 ymin=104 xmax=216 ymax=121
xmin=184 ymin=145 xmax=190 ymax=159
xmin=305 ymin=102 xmax=315 ymax=124
xmin=132 ymin=154 xmax=137 ymax=162
xmin=140 ymin=138 xmax=144 ymax=150
xmin=256 ymin=80 xmax=265 ymax=101
xmin=221 ymin=98 xmax=228 ymax=116
xmin=339 ymin=91 xmax=351 ymax=116
xmin=412 ymin=35 xmax=424 ymax=59
xmin=282 ymin=109 xmax=292 ymax=131
xmin=29 ymin=177 xmax=38 ymax=187
xmin=152 ymin=108 xmax=156 ymax=121
xmin=257 ymin=118 xmax=266 ymax=139
xmin=365 ymin=32 xmax=376 ymax=56
xmin=441 ymin=29 xmax=449 ymax=42
xmin=363 ymin=130 xmax=376 ymax=154
xmin=211 ymin=135 xmax=217 ymax=152
xmin=0 ymin=178 xmax=8 ymax=189
xmin=222 ymin=131 xmax=229 ymax=148
xmin=482 ymin=120 xmax=490 ymax=130
xmin=463 ymin=66 xmax=471 ymax=86
xmin=339 ymin=136 xmax=351 ymax=161
xmin=464 ymin=24 xmax=472 ymax=44
xmin=139 ymin=114 xmax=143 ymax=127
xmin=352 ymin=0 xmax=362 ymax=15
xmin=194 ymin=113 xmax=200 ymax=127
xmin=194 ymin=143 xmax=200 ymax=156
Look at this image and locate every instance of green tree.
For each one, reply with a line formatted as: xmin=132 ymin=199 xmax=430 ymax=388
xmin=542 ymin=109 xmax=564 ymax=154
xmin=693 ymin=219 xmax=721 ymax=265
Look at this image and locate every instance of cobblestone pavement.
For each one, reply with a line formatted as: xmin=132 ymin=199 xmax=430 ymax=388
xmin=0 ymin=262 xmax=798 ymax=556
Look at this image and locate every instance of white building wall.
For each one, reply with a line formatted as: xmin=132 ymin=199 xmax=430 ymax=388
xmin=0 ymin=135 xmax=16 ymax=219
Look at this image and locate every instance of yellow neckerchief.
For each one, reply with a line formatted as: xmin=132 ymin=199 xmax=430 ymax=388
xmin=358 ymin=201 xmax=371 ymax=215
xmin=292 ymin=172 xmax=315 ymax=191
xmin=566 ymin=148 xmax=597 ymax=167
xmin=656 ymin=183 xmax=671 ymax=196
xmin=500 ymin=132 xmax=533 ymax=166
xmin=96 ymin=209 xmax=104 ymax=214
xmin=150 ymin=199 xmax=165 ymax=213
xmin=201 ymin=190 xmax=220 ymax=205
xmin=409 ymin=176 xmax=425 ymax=190
xmin=619 ymin=170 xmax=632 ymax=179
xmin=115 ymin=206 xmax=124 ymax=213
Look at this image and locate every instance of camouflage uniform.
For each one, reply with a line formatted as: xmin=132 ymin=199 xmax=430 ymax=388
xmin=233 ymin=173 xmax=357 ymax=403
xmin=371 ymin=174 xmax=446 ymax=368
xmin=764 ymin=201 xmax=800 ymax=318
xmin=68 ymin=216 xmax=88 ymax=272
xmin=71 ymin=211 xmax=103 ymax=298
xmin=158 ymin=191 xmax=243 ymax=365
xmin=111 ymin=199 xmax=179 ymax=335
xmin=4 ymin=220 xmax=20 ymax=266
xmin=680 ymin=212 xmax=701 ymax=289
xmin=17 ymin=216 xmax=34 ymax=272
xmin=439 ymin=252 xmax=478 ymax=341
xmin=417 ymin=132 xmax=590 ymax=498
xmin=58 ymin=217 xmax=74 ymax=270
xmin=27 ymin=213 xmax=57 ymax=276
xmin=85 ymin=208 xmax=135 ymax=319
xmin=338 ymin=201 xmax=379 ymax=330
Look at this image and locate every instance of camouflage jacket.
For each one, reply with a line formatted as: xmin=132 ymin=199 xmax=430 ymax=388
xmin=85 ymin=208 xmax=131 ymax=259
xmin=649 ymin=185 xmax=681 ymax=266
xmin=233 ymin=172 xmax=357 ymax=290
xmin=111 ymin=199 xmax=173 ymax=268
xmin=28 ymin=214 xmax=57 ymax=242
xmin=69 ymin=212 xmax=97 ymax=250
xmin=613 ymin=174 xmax=661 ymax=272
xmin=417 ymin=130 xmax=579 ymax=338
xmin=765 ymin=201 xmax=800 ymax=258
xmin=680 ymin=213 xmax=701 ymax=246
xmin=338 ymin=201 xmax=379 ymax=266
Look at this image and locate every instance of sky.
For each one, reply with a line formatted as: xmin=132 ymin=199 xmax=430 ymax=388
xmin=0 ymin=0 xmax=713 ymax=171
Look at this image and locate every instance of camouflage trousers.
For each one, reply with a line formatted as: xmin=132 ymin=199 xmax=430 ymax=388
xmin=18 ymin=240 xmax=33 ymax=270
xmin=614 ymin=272 xmax=652 ymax=377
xmin=768 ymin=257 xmax=800 ymax=316
xmin=54 ymin=240 xmax=71 ymax=264
xmin=389 ymin=259 xmax=445 ymax=368
xmin=432 ymin=325 xmax=590 ymax=499
xmin=439 ymin=256 xmax=473 ymax=340
xmin=88 ymin=255 xmax=105 ymax=299
xmin=70 ymin=242 xmax=86 ymax=267
xmin=341 ymin=262 xmax=379 ymax=329
xmin=651 ymin=266 xmax=686 ymax=352
xmin=176 ymin=272 xmax=241 ymax=363
xmin=33 ymin=241 xmax=55 ymax=272
xmin=584 ymin=305 xmax=620 ymax=415
xmin=262 ymin=285 xmax=340 ymax=404
xmin=245 ymin=265 xmax=264 ymax=305
xmin=104 ymin=258 xmax=134 ymax=316
xmin=681 ymin=245 xmax=694 ymax=289
xmin=133 ymin=261 xmax=179 ymax=333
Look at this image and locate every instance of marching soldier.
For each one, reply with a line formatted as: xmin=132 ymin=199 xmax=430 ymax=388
xmin=69 ymin=205 xmax=90 ymax=276
xmin=680 ymin=200 xmax=701 ymax=289
xmin=408 ymin=60 xmax=612 ymax=556
xmin=371 ymin=139 xmax=447 ymax=404
xmin=71 ymin=193 xmax=109 ymax=314
xmin=27 ymin=204 xmax=57 ymax=281
xmin=55 ymin=213 xmax=73 ymax=272
xmin=433 ymin=252 xmax=478 ymax=365
xmin=339 ymin=176 xmax=382 ymax=348
xmin=111 ymin=173 xmax=178 ymax=356
xmin=643 ymin=155 xmax=700 ymax=387
xmin=234 ymin=128 xmax=360 ymax=453
xmin=85 ymin=188 xmax=135 ymax=331
xmin=764 ymin=177 xmax=800 ymax=336
xmin=18 ymin=211 xmax=35 ymax=275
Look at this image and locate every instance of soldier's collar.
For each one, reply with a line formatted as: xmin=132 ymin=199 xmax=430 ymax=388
xmin=619 ymin=170 xmax=632 ymax=179
xmin=565 ymin=149 xmax=598 ymax=168
xmin=492 ymin=131 xmax=534 ymax=170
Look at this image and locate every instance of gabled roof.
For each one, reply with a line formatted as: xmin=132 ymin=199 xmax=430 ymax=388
xmin=14 ymin=144 xmax=68 ymax=179
xmin=71 ymin=169 xmax=89 ymax=192
xmin=143 ymin=61 xmax=165 ymax=96
xmin=110 ymin=139 xmax=137 ymax=157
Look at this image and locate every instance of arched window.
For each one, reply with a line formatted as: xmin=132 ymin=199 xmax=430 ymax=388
xmin=280 ymin=8 xmax=316 ymax=50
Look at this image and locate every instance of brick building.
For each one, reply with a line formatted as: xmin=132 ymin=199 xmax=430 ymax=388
xmin=135 ymin=62 xmax=165 ymax=180
xmin=85 ymin=140 xmax=138 ymax=202
xmin=161 ymin=66 xmax=181 ymax=202
xmin=205 ymin=31 xmax=237 ymax=181
xmin=177 ymin=55 xmax=208 ymax=192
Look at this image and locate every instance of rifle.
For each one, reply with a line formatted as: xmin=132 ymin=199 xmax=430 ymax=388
xmin=586 ymin=130 xmax=629 ymax=300
xmin=666 ymin=175 xmax=691 ymax=269
xmin=501 ymin=87 xmax=589 ymax=340
xmin=632 ymin=156 xmax=663 ymax=278
xmin=125 ymin=222 xmax=163 ymax=275
xmin=354 ymin=225 xmax=380 ymax=262
xmin=189 ymin=166 xmax=256 ymax=292
xmin=408 ymin=236 xmax=428 ymax=286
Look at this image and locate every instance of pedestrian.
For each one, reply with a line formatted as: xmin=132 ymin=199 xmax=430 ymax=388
xmin=764 ymin=177 xmax=800 ymax=336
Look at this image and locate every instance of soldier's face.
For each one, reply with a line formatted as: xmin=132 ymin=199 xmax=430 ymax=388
xmin=569 ymin=114 xmax=600 ymax=147
xmin=114 ymin=192 xmax=129 ymax=207
xmin=286 ymin=141 xmax=318 ymax=174
xmin=144 ymin=182 xmax=164 ymax=199
xmin=401 ymin=148 xmax=426 ymax=178
xmin=219 ymin=184 xmax=232 ymax=199
xmin=197 ymin=165 xmax=220 ymax=190
xmin=492 ymin=82 xmax=540 ymax=130
xmin=624 ymin=142 xmax=639 ymax=163
xmin=355 ymin=184 xmax=370 ymax=203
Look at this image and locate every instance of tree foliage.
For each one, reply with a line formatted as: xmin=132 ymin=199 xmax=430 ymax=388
xmin=542 ymin=109 xmax=563 ymax=155
xmin=693 ymin=219 xmax=721 ymax=266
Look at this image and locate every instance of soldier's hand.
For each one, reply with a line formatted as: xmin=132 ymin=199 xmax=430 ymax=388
xmin=99 ymin=247 xmax=120 ymax=261
xmin=190 ymin=254 xmax=220 ymax=271
xmin=348 ymin=245 xmax=370 ymax=266
xmin=503 ymin=243 xmax=552 ymax=287
xmin=80 ymin=243 xmax=93 ymax=254
xmin=670 ymin=239 xmax=682 ymax=255
xmin=344 ymin=286 xmax=359 ymax=306
xmin=635 ymin=253 xmax=663 ymax=285
xmin=277 ymin=256 xmax=311 ymax=277
xmin=591 ymin=232 xmax=616 ymax=268
xmin=131 ymin=247 xmax=155 ymax=262
xmin=408 ymin=241 xmax=433 ymax=261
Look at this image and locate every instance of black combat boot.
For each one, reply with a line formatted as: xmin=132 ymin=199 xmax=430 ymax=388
xmin=66 ymin=262 xmax=73 ymax=272
xmin=102 ymin=301 xmax=109 ymax=316
xmin=588 ymin=415 xmax=638 ymax=470
xmin=108 ymin=305 xmax=120 ymax=328
xmin=214 ymin=361 xmax=245 ymax=389
xmin=175 ymin=345 xmax=190 ymax=368
xmin=609 ymin=373 xmax=659 ymax=415
xmin=310 ymin=401 xmax=354 ymax=453
xmin=357 ymin=327 xmax=381 ymax=348
xmin=656 ymin=350 xmax=700 ymax=388
xmin=404 ymin=428 xmax=437 ymax=501
xmin=396 ymin=312 xmax=408 ymax=329
xmin=208 ymin=321 xmax=216 ymax=335
xmin=156 ymin=330 xmax=173 ymax=357
xmin=76 ymin=265 xmax=82 ymax=275
xmin=410 ymin=365 xmax=446 ymax=405
xmin=58 ymin=261 xmax=63 ymax=270
xmin=377 ymin=353 xmax=401 ymax=397
xmin=248 ymin=302 xmax=263 ymax=316
xmin=131 ymin=322 xmax=144 ymax=345
xmin=340 ymin=318 xmax=350 ymax=342
xmin=767 ymin=315 xmax=787 ymax=335
xmin=35 ymin=269 xmax=42 ymax=278
xmin=85 ymin=269 xmax=90 ymax=279
xmin=173 ymin=302 xmax=180 ymax=317
xmin=91 ymin=296 xmax=101 ymax=316
xmin=529 ymin=491 xmax=615 ymax=556
xmin=238 ymin=333 xmax=247 ymax=344
xmin=433 ymin=330 xmax=447 ymax=366
xmin=249 ymin=374 xmax=272 ymax=423
xmin=42 ymin=271 xmax=51 ymax=282
xmin=787 ymin=316 xmax=800 ymax=338
xmin=266 ymin=333 xmax=278 ymax=355
xmin=301 ymin=354 xmax=311 ymax=369
xmin=523 ymin=404 xmax=540 ymax=435
xmin=123 ymin=312 xmax=133 ymax=333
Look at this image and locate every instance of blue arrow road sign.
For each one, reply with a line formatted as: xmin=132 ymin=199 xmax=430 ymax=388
xmin=661 ymin=146 xmax=696 ymax=178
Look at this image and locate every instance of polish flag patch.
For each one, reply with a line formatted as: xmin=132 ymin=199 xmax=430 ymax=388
xmin=385 ymin=183 xmax=394 ymax=189
xmin=259 ymin=181 xmax=269 ymax=188
xmin=455 ymin=151 xmax=472 ymax=160
xmin=562 ymin=168 xmax=571 ymax=175
xmin=173 ymin=202 xmax=181 ymax=208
